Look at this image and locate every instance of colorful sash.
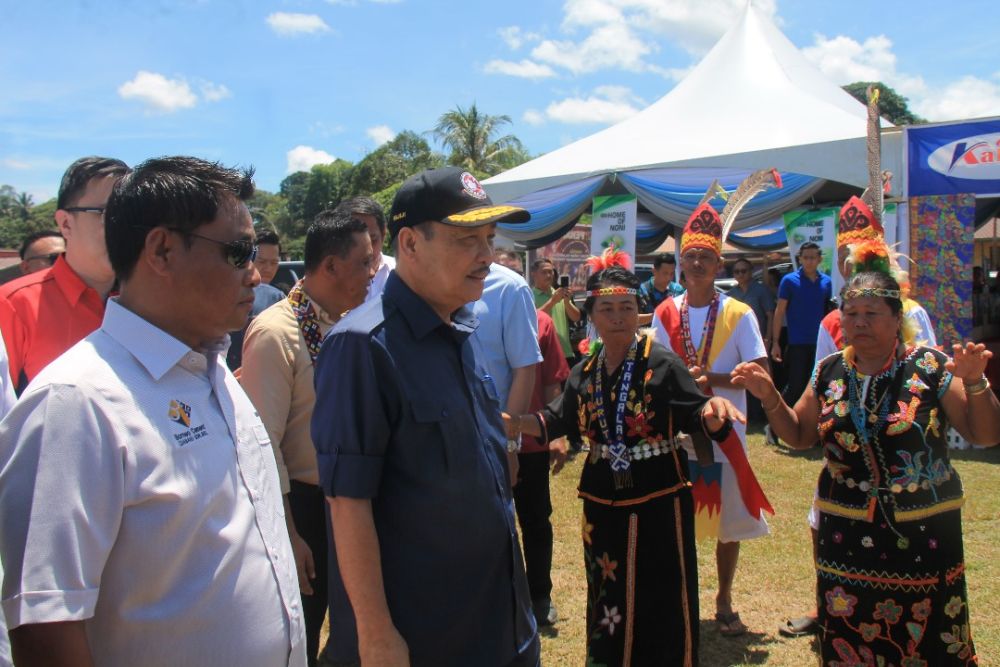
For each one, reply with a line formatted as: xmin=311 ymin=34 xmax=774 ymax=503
xmin=656 ymin=296 xmax=774 ymax=538
xmin=287 ymin=280 xmax=324 ymax=367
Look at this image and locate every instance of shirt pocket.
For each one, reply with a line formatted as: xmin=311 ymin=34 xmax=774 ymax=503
xmin=410 ymin=400 xmax=457 ymax=473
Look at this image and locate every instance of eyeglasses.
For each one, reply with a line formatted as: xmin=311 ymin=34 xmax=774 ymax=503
xmin=169 ymin=228 xmax=258 ymax=269
xmin=63 ymin=206 xmax=106 ymax=215
xmin=25 ymin=252 xmax=61 ymax=265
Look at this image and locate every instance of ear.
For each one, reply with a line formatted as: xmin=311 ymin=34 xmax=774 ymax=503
xmin=54 ymin=209 xmax=72 ymax=239
xmin=321 ymin=253 xmax=339 ymax=277
xmin=142 ymin=227 xmax=177 ymax=278
xmin=395 ymin=227 xmax=419 ymax=260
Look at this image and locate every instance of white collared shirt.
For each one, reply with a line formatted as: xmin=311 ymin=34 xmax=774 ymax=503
xmin=365 ymin=252 xmax=395 ymax=302
xmin=0 ymin=299 xmax=306 ymax=667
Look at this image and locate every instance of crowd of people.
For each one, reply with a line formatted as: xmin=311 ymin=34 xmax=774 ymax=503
xmin=0 ymin=150 xmax=996 ymax=667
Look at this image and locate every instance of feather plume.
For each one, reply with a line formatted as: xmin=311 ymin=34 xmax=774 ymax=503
xmin=697 ymin=179 xmax=728 ymax=207
xmin=585 ymin=245 xmax=632 ymax=273
xmin=860 ymin=85 xmax=883 ymax=222
xmin=718 ymin=168 xmax=783 ymax=245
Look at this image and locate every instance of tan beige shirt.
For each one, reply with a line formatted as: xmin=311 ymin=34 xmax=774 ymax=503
xmin=240 ymin=291 xmax=335 ymax=494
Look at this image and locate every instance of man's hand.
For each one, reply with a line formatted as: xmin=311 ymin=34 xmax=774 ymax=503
xmin=360 ymin=626 xmax=410 ymax=667
xmin=507 ymin=451 xmax=520 ymax=489
xmin=290 ymin=532 xmax=316 ymax=595
xmin=555 ymin=286 xmax=573 ymax=303
xmin=770 ymin=342 xmax=783 ymax=363
xmin=701 ymin=396 xmax=746 ymax=433
xmin=688 ymin=365 xmax=710 ymax=392
xmin=549 ymin=437 xmax=568 ymax=475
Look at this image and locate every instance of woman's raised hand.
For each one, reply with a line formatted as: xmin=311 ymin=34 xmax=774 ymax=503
xmin=730 ymin=362 xmax=777 ymax=400
xmin=947 ymin=342 xmax=993 ymax=384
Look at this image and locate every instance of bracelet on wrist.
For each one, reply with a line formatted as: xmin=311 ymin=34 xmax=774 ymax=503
xmin=964 ymin=376 xmax=990 ymax=396
xmin=764 ymin=395 xmax=783 ymax=413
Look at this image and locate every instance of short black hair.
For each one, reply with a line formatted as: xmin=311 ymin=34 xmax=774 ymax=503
xmin=304 ymin=209 xmax=368 ymax=273
xmin=334 ymin=196 xmax=387 ymax=235
xmin=583 ymin=266 xmax=646 ymax=315
xmin=57 ymin=156 xmax=129 ymax=209
xmin=531 ymin=258 xmax=554 ymax=271
xmin=652 ymin=253 xmax=676 ymax=269
xmin=731 ymin=257 xmax=753 ymax=272
xmin=105 ymin=156 xmax=255 ymax=281
xmin=256 ymin=229 xmax=280 ymax=247
xmin=798 ymin=242 xmax=822 ymax=256
xmin=19 ymin=230 xmax=64 ymax=259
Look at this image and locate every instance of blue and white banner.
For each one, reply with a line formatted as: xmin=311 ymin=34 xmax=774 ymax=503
xmin=908 ymin=119 xmax=1000 ymax=197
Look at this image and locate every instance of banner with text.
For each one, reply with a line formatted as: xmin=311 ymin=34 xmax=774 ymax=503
xmin=591 ymin=194 xmax=637 ymax=260
xmin=782 ymin=208 xmax=835 ymax=276
xmin=907 ymin=119 xmax=1000 ymax=197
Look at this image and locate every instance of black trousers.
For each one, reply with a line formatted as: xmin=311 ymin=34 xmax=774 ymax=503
xmin=512 ymin=450 xmax=553 ymax=604
xmin=288 ymin=480 xmax=330 ymax=667
xmin=781 ymin=343 xmax=817 ymax=407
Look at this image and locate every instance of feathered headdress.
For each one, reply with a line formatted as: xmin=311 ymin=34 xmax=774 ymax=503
xmin=680 ymin=169 xmax=782 ymax=256
xmin=585 ymin=245 xmax=632 ymax=273
xmin=841 ymin=85 xmax=906 ymax=287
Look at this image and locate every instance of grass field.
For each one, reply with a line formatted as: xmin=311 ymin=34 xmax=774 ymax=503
xmin=319 ymin=429 xmax=1000 ymax=665
xmin=537 ymin=429 xmax=1000 ymax=666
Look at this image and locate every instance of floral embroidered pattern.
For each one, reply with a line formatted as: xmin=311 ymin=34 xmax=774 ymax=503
xmin=916 ymin=352 xmax=939 ymax=374
xmin=835 ymin=400 xmax=850 ymax=417
xmin=599 ymin=605 xmax=621 ymax=636
xmin=874 ymin=599 xmax=903 ymax=624
xmin=826 ymin=586 xmax=858 ymax=617
xmin=827 ymin=379 xmax=847 ymax=400
xmin=905 ymin=373 xmax=930 ymax=395
xmin=835 ymin=431 xmax=860 ymax=453
xmin=596 ymin=553 xmax=618 ymax=582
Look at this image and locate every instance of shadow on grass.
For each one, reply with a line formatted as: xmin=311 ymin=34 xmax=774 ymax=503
xmin=697 ymin=620 xmax=779 ymax=665
xmin=948 ymin=445 xmax=1000 ymax=463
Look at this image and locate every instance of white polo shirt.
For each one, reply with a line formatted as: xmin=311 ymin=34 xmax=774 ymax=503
xmin=0 ymin=299 xmax=306 ymax=667
xmin=365 ymin=252 xmax=395 ymax=302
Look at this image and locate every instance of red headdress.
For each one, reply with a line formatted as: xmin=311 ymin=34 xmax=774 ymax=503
xmin=681 ymin=169 xmax=782 ymax=257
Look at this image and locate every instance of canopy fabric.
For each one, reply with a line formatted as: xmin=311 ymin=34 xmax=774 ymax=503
xmin=488 ymin=2 xmax=893 ymax=245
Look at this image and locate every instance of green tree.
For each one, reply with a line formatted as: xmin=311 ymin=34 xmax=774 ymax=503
xmin=350 ymin=131 xmax=444 ymax=196
xmin=302 ymin=159 xmax=354 ymax=224
xmin=842 ymin=82 xmax=925 ymax=125
xmin=431 ymin=103 xmax=526 ymax=175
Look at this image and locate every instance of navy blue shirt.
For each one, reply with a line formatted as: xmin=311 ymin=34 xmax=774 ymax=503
xmin=778 ymin=267 xmax=833 ymax=344
xmin=311 ymin=271 xmax=537 ymax=666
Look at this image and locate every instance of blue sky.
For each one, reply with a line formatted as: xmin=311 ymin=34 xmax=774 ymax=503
xmin=2 ymin=0 xmax=998 ymax=202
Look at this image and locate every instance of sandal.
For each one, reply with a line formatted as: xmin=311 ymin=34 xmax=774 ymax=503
xmin=779 ymin=614 xmax=818 ymax=638
xmin=715 ymin=611 xmax=747 ymax=637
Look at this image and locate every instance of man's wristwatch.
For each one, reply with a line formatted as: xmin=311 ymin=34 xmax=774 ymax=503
xmin=506 ymin=433 xmax=522 ymax=453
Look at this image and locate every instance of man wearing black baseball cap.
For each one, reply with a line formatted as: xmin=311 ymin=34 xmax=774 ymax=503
xmin=312 ymin=167 xmax=540 ymax=666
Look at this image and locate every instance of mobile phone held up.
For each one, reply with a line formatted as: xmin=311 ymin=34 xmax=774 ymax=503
xmin=559 ymin=275 xmax=570 ymax=289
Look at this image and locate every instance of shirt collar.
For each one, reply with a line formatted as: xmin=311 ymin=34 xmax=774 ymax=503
xmin=102 ymin=299 xmax=222 ymax=381
xmin=383 ymin=271 xmax=479 ymax=340
xmin=299 ymin=283 xmax=337 ymax=325
xmin=51 ymin=254 xmax=95 ymax=306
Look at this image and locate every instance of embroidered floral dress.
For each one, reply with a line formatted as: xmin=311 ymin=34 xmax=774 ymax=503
xmin=543 ymin=335 xmax=711 ymax=667
xmin=813 ymin=346 xmax=976 ymax=666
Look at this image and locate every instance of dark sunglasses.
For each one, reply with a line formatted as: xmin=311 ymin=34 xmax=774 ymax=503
xmin=63 ymin=206 xmax=106 ymax=215
xmin=25 ymin=252 xmax=61 ymax=265
xmin=168 ymin=228 xmax=258 ymax=269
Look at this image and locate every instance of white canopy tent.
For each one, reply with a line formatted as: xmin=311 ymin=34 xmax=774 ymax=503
xmin=485 ymin=2 xmax=903 ymax=216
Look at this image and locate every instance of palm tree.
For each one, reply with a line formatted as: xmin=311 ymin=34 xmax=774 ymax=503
xmin=14 ymin=193 xmax=33 ymax=221
xmin=431 ymin=103 xmax=526 ymax=176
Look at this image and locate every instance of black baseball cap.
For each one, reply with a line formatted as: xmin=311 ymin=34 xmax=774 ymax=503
xmin=389 ymin=167 xmax=530 ymax=240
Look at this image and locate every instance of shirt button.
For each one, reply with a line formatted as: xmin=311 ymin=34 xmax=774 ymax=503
xmin=441 ymin=409 xmax=449 ymax=418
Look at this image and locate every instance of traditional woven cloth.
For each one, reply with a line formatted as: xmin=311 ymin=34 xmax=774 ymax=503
xmin=287 ymin=280 xmax=324 ymax=366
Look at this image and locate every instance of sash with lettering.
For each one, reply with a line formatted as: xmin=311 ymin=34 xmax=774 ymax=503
xmin=655 ymin=295 xmax=774 ymax=539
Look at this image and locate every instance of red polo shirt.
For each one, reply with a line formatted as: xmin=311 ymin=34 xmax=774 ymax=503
xmin=0 ymin=256 xmax=107 ymax=392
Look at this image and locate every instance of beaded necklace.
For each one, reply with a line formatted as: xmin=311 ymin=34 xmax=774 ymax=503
xmin=593 ymin=338 xmax=639 ymax=489
xmin=679 ymin=293 xmax=720 ymax=369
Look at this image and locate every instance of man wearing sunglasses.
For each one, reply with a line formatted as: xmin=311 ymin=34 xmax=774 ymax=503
xmin=17 ymin=230 xmax=65 ymax=276
xmin=0 ymin=156 xmax=128 ymax=394
xmin=0 ymin=156 xmax=306 ymax=666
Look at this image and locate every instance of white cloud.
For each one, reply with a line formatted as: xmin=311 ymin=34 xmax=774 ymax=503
xmin=266 ymin=12 xmax=331 ymax=37
xmin=914 ymin=75 xmax=1000 ymax=122
xmin=366 ymin=125 xmax=395 ymax=146
xmin=0 ymin=158 xmax=32 ymax=170
xmin=522 ymin=109 xmax=545 ymax=126
xmin=532 ymin=22 xmax=652 ymax=75
xmin=483 ymin=59 xmax=556 ymax=80
xmin=286 ymin=145 xmax=336 ymax=173
xmin=544 ymin=86 xmax=642 ymax=125
xmin=498 ymin=26 xmax=540 ymax=50
xmin=118 ymin=71 xmax=197 ymax=113
xmin=199 ymin=81 xmax=231 ymax=102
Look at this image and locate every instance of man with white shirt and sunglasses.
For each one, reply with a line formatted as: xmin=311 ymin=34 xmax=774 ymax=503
xmin=0 ymin=156 xmax=306 ymax=667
